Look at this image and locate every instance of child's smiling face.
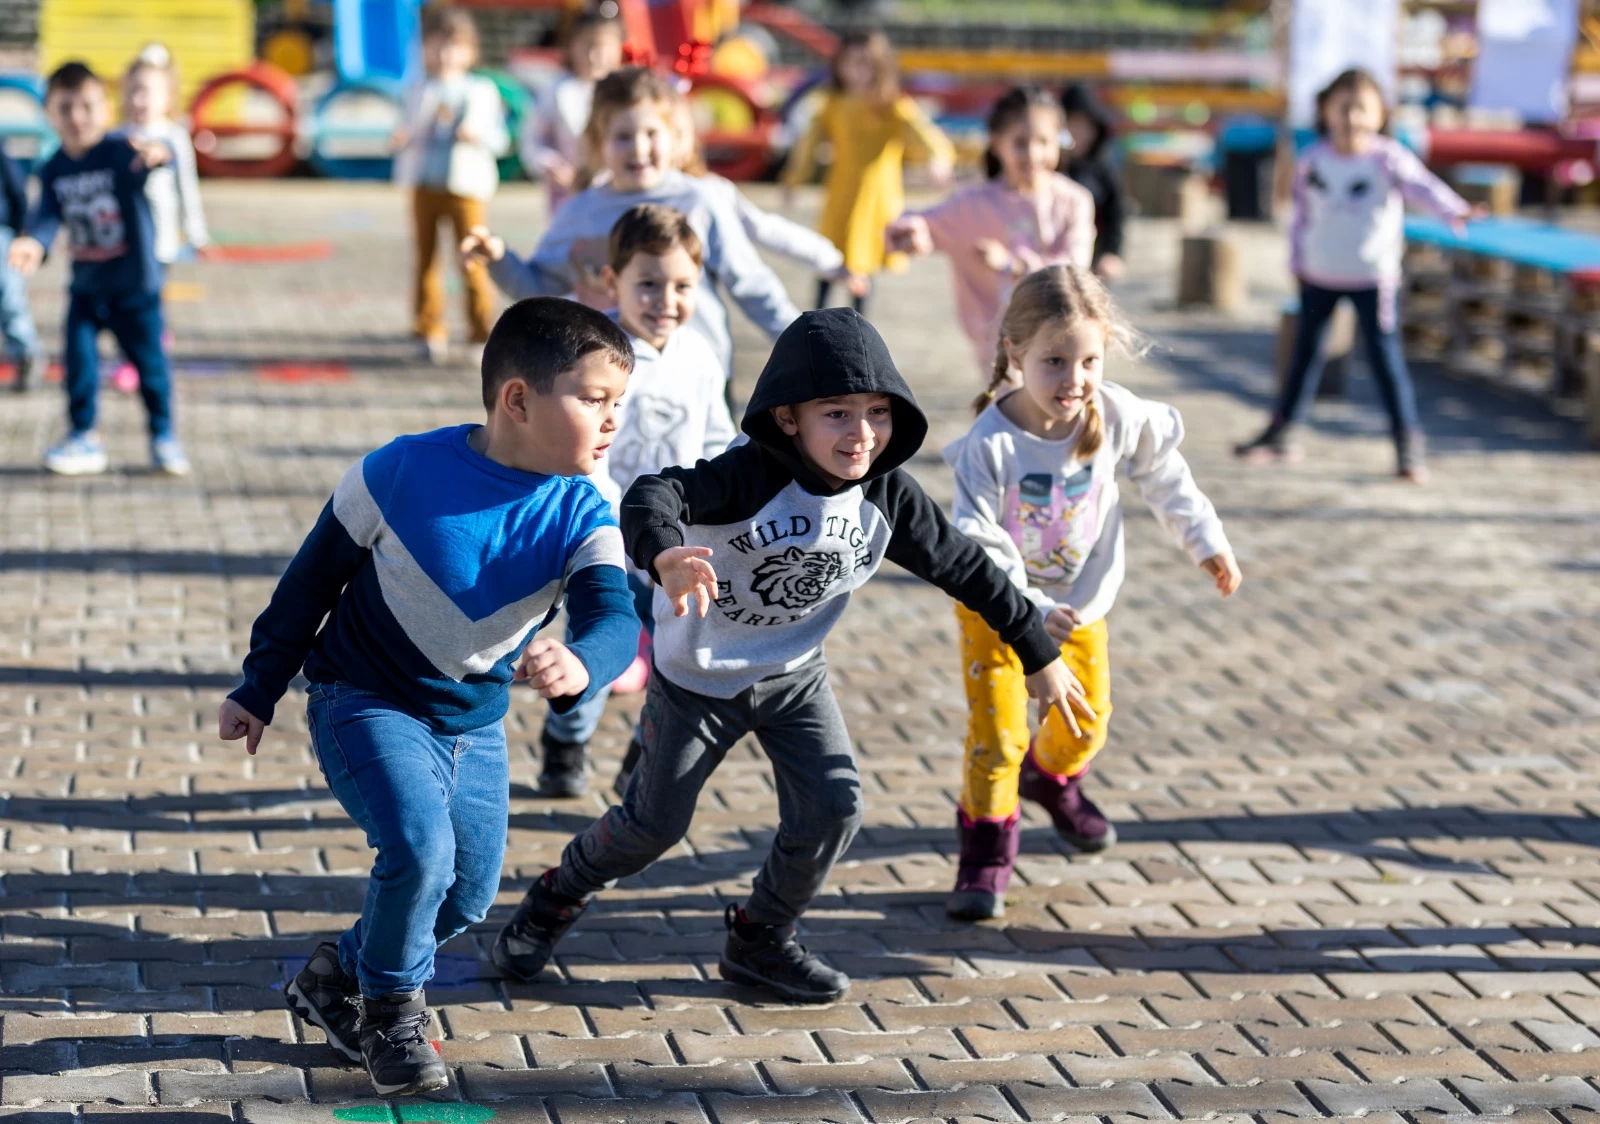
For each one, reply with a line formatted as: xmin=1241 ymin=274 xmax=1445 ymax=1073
xmin=602 ymin=101 xmax=677 ymax=192
xmin=607 ymin=244 xmax=699 ymax=350
xmin=1005 ymin=317 xmax=1106 ymax=436
xmin=992 ymin=104 xmax=1063 ymax=191
xmin=123 ymin=67 xmax=170 ymax=127
xmin=771 ymin=393 xmax=895 ymax=489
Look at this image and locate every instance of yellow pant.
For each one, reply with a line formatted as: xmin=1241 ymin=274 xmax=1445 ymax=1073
xmin=956 ymin=604 xmax=1112 ymax=821
xmin=412 ymin=187 xmax=497 ymax=344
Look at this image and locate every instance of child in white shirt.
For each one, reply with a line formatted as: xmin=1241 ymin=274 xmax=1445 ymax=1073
xmin=944 ymin=264 xmax=1241 ymax=920
xmin=539 ymin=202 xmax=736 ymax=798
xmin=119 ymin=45 xmax=209 ymax=265
xmin=518 ymin=9 xmax=624 ymax=216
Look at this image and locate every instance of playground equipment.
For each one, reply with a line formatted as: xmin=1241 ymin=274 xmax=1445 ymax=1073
xmin=189 ymin=63 xmax=300 ymax=179
xmin=308 ymin=76 xmax=404 ymax=180
xmin=0 ymin=76 xmax=51 ymax=171
xmin=37 ymin=0 xmax=255 ymax=109
xmin=333 ymin=0 xmax=424 ymax=84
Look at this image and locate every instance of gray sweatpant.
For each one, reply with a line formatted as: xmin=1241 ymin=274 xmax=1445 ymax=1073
xmin=552 ymin=656 xmax=864 ymax=927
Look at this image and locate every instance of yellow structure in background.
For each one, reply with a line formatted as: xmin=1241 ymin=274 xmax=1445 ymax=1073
xmin=39 ymin=0 xmax=255 ymax=108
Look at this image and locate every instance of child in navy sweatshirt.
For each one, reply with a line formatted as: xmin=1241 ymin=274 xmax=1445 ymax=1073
xmin=218 ymin=298 xmax=640 ymax=1096
xmin=8 ymin=62 xmax=184 ymax=476
xmin=491 ymin=308 xmax=1094 ymax=1004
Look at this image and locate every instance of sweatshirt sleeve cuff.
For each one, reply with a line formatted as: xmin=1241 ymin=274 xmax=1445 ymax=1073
xmin=227 ymin=681 xmax=277 ymax=727
xmin=632 ymin=524 xmax=686 ymax=582
xmin=1186 ymin=522 xmax=1233 ymax=566
xmin=1010 ymin=619 xmax=1060 ymax=676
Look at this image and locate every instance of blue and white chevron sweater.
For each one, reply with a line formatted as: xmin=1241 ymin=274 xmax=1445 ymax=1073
xmin=229 ymin=424 xmax=637 ymax=734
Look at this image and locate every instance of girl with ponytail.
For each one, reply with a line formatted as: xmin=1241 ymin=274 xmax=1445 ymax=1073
xmin=887 ymin=86 xmax=1095 ymax=379
xmin=940 ymin=264 xmax=1242 ymax=921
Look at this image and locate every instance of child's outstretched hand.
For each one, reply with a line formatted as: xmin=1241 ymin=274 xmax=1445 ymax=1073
xmin=1200 ymin=550 xmax=1242 ymax=597
xmin=1043 ymin=604 xmax=1081 ymax=644
xmin=516 ymin=638 xmax=590 ymax=699
xmin=830 ymin=266 xmax=870 ymax=299
xmin=218 ymin=698 xmax=265 ymax=756
xmin=655 ymin=545 xmax=719 ymax=618
xmin=460 ymin=225 xmax=506 ymax=265
xmin=7 ymin=235 xmax=43 ymax=275
xmin=130 ymin=140 xmax=171 ymax=171
xmin=1025 ymin=658 xmax=1095 ymax=739
xmin=885 ymin=215 xmax=932 ymax=257
xmin=975 ymin=238 xmax=1015 ymax=275
xmin=928 ymin=153 xmax=954 ymax=186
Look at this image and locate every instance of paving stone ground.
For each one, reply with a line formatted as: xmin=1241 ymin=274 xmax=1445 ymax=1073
xmin=2 ymin=180 xmax=1600 ymax=1123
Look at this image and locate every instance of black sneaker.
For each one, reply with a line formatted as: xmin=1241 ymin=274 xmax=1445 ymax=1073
xmin=285 ymin=941 xmax=361 ymax=1063
xmin=717 ymin=904 xmax=849 ymax=1003
xmin=12 ymin=353 xmax=41 ymax=393
xmin=538 ymin=730 xmax=588 ymax=797
xmin=358 ymin=989 xmax=449 ymax=1096
xmin=611 ymin=734 xmax=644 ymax=797
xmin=491 ymin=869 xmax=591 ymax=983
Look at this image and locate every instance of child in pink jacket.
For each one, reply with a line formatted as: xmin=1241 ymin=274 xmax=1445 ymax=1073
xmin=888 ymin=86 xmax=1095 ymax=378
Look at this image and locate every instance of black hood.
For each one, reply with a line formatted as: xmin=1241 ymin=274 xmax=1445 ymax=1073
xmin=1060 ymin=81 xmax=1115 ymax=161
xmin=741 ymin=308 xmax=929 ymax=493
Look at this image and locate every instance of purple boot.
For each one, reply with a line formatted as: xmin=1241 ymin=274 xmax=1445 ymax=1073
xmin=1019 ymin=750 xmax=1116 ymax=852
xmin=946 ymin=809 xmax=1021 ymax=921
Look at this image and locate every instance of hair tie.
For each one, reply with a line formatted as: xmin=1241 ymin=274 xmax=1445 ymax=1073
xmin=137 ymin=42 xmax=171 ymax=68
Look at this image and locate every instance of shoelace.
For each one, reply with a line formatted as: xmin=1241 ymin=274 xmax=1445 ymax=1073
xmin=374 ymin=1010 xmax=431 ymax=1049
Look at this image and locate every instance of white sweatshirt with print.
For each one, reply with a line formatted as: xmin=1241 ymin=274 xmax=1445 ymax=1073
xmin=944 ymin=382 xmax=1231 ymax=627
xmin=607 ymin=322 xmax=737 ymax=500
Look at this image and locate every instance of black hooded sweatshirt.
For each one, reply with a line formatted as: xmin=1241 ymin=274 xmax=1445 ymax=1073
xmin=1060 ymin=82 xmax=1126 ymax=264
xmin=620 ymin=307 xmax=1058 ymax=698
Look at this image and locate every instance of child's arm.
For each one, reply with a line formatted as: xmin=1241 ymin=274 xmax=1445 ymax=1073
xmin=947 ymin=437 xmax=1053 ymax=612
xmin=620 ymin=443 xmax=770 ymax=580
xmin=703 ymin=192 xmax=803 ymax=339
xmin=462 ymin=80 xmax=511 ymax=158
xmin=169 ymin=128 xmax=210 ymax=250
xmin=537 ymin=528 xmax=639 ymax=709
xmin=1287 ymin=151 xmax=1314 ymax=278
xmin=731 ymin=186 xmax=844 ymax=274
xmin=12 ymin=168 xmax=60 ymax=273
xmin=1382 ymin=140 xmax=1472 ymax=223
xmin=1118 ymin=395 xmax=1235 ymax=581
xmin=895 ymin=96 xmax=955 ymax=182
xmin=225 ymin=480 xmax=373 ymax=729
xmin=0 ymin=153 xmax=25 ymax=236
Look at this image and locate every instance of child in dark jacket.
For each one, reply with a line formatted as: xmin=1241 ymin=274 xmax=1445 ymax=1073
xmin=0 ymin=148 xmax=43 ymax=391
xmin=1060 ymin=82 xmax=1127 ymax=282
xmin=491 ymin=307 xmax=1094 ymax=1004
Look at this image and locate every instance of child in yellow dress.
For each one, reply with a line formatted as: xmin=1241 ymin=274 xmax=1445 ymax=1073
xmin=781 ymin=29 xmax=953 ymax=315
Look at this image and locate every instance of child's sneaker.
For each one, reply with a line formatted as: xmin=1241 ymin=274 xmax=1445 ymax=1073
xmin=285 ymin=941 xmax=362 ymax=1063
xmin=612 ymin=733 xmax=644 ymax=797
xmin=12 ymin=353 xmax=41 ymax=393
xmin=150 ymin=436 xmax=191 ymax=477
xmin=538 ymin=731 xmax=588 ymax=797
xmin=945 ymin=809 xmax=1021 ymax=921
xmin=717 ymin=904 xmax=849 ymax=1003
xmin=1233 ymin=422 xmax=1302 ymax=465
xmin=417 ymin=337 xmax=448 ymax=365
xmin=491 ymin=869 xmax=590 ymax=982
xmin=1019 ymin=750 xmax=1116 ymax=852
xmin=357 ymin=989 xmax=448 ymax=1096
xmin=43 ymin=432 xmax=108 ymax=476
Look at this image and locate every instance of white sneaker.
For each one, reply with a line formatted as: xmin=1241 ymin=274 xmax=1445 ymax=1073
xmin=417 ymin=338 xmax=448 ymax=365
xmin=43 ymin=432 xmax=108 ymax=476
xmin=150 ymin=436 xmax=190 ymax=476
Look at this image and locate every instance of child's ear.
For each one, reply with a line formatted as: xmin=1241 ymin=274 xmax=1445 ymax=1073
xmin=499 ymin=375 xmax=531 ymax=421
xmin=601 ymin=265 xmax=619 ymax=301
xmin=771 ymin=405 xmax=800 ymax=436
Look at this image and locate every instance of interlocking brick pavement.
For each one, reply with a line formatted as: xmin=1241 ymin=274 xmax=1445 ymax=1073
xmin=2 ymin=180 xmax=1599 ymax=1122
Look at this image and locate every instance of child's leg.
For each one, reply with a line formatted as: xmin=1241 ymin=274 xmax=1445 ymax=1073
xmin=743 ymin=659 xmax=863 ymax=927
xmin=954 ymin=604 xmax=1032 ymax=821
xmin=448 ymin=194 xmax=497 ymax=344
xmin=1350 ymin=286 xmax=1422 ymax=450
xmin=305 ymin=683 xmax=461 ymax=998
xmin=1269 ymin=282 xmax=1343 ymax=429
xmin=431 ymin=718 xmax=510 ymax=947
xmin=411 ymin=188 xmax=448 ymax=342
xmin=814 ymin=277 xmax=831 ymax=310
xmin=62 ymin=294 xmax=102 ymax=434
xmin=104 ymin=292 xmax=173 ymax=438
xmin=0 ymin=229 xmax=41 ymax=361
xmin=1030 ymin=617 xmax=1113 ymax=779
xmin=551 ymin=668 xmax=750 ymax=901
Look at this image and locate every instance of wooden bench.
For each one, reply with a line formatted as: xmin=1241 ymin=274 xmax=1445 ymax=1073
xmin=1402 ymin=216 xmax=1600 ymax=444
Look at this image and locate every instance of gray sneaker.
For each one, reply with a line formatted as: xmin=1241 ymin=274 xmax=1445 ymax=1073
xmin=150 ymin=436 xmax=190 ymax=476
xmin=359 ymin=990 xmax=449 ymax=1096
xmin=285 ymin=941 xmax=361 ymax=1063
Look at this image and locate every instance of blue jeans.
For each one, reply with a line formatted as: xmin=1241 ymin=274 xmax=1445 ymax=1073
xmin=1276 ymin=282 xmax=1419 ymax=444
xmin=64 ymin=289 xmax=172 ymax=437
xmin=0 ymin=229 xmax=40 ymax=361
xmin=306 ymin=682 xmax=508 ymax=997
xmin=544 ymin=572 xmax=655 ymax=745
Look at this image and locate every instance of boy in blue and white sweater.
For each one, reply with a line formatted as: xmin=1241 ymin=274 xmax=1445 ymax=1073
xmin=8 ymin=61 xmax=184 ymax=475
xmin=218 ymin=298 xmax=639 ymax=1097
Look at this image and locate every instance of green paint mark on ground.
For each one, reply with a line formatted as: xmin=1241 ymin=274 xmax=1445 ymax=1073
xmin=334 ymin=1106 xmax=495 ymax=1124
